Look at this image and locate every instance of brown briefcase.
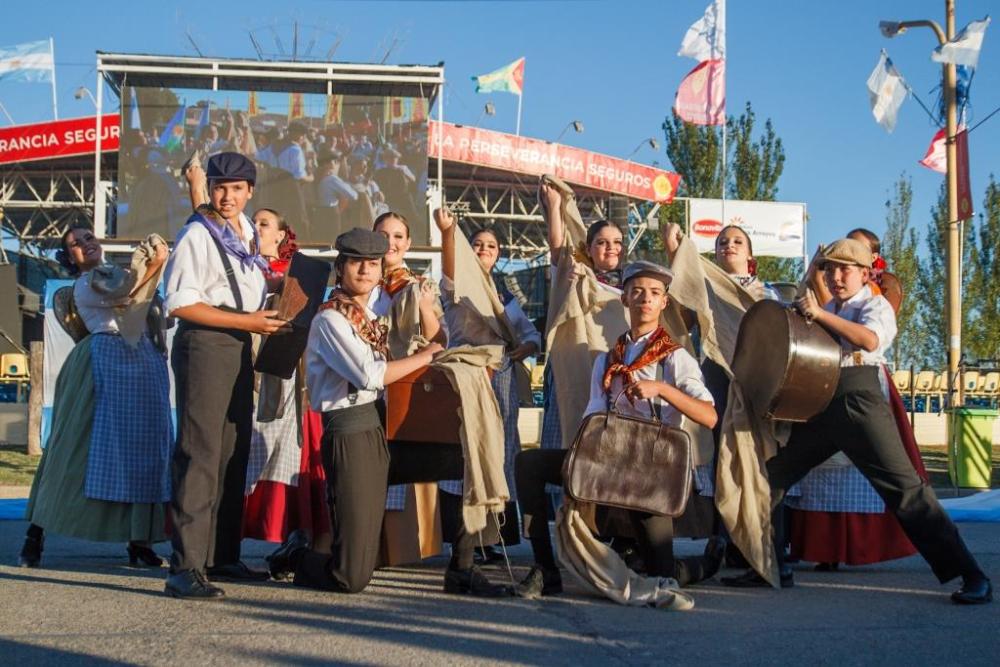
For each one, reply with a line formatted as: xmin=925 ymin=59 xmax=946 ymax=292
xmin=386 ymin=367 xmax=464 ymax=444
xmin=563 ymin=389 xmax=692 ymax=518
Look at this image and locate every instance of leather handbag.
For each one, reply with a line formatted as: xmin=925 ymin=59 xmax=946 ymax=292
xmin=562 ymin=388 xmax=692 ymax=517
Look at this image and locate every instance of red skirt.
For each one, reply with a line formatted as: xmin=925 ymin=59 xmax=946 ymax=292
xmin=789 ymin=368 xmax=927 ymax=565
xmin=242 ymin=407 xmax=330 ymax=543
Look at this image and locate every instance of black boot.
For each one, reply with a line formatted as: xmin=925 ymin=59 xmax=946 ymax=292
xmin=18 ymin=525 xmax=43 ymax=568
xmin=444 ymin=565 xmax=511 ymax=597
xmin=514 ymin=565 xmax=563 ymax=599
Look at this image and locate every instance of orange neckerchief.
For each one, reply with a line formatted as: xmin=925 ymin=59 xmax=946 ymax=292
xmin=602 ymin=327 xmax=681 ymax=402
xmin=381 ymin=265 xmax=420 ymax=298
xmin=318 ymin=289 xmax=388 ymax=357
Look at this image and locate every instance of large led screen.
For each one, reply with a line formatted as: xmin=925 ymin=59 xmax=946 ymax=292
xmin=117 ymin=86 xmax=431 ymax=245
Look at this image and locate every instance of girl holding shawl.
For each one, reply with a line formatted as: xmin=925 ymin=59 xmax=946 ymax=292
xmin=371 ymin=210 xmax=448 ymax=562
xmin=434 ymin=208 xmax=541 ymax=547
xmin=21 ymin=226 xmax=171 ymax=568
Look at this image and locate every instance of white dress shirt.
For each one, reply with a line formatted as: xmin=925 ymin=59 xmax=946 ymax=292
xmin=824 ymin=284 xmax=897 ymax=367
xmin=163 ymin=213 xmax=267 ymax=316
xmin=73 ymin=270 xmax=131 ymax=335
xmin=583 ymin=328 xmax=713 ymax=426
xmin=306 ymin=307 xmax=388 ymax=412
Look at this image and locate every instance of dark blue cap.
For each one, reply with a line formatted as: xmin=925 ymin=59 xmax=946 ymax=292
xmin=206 ymin=151 xmax=256 ymax=185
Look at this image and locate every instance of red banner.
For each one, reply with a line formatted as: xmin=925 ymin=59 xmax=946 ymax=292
xmin=428 ymin=121 xmax=680 ymax=203
xmin=0 ymin=115 xmax=120 ymax=166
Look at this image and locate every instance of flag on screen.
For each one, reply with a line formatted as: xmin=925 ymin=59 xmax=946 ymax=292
xmin=128 ymin=91 xmax=141 ymax=130
xmin=247 ymin=91 xmax=259 ymax=117
xmin=158 ymin=104 xmax=186 ymax=152
xmin=288 ymin=93 xmax=305 ymax=121
xmin=678 ymin=0 xmax=725 ymax=61
xmin=196 ymin=102 xmax=210 ymax=137
xmin=412 ymin=97 xmax=429 ymax=124
xmin=867 ymin=50 xmax=908 ymax=133
xmin=674 ymin=59 xmax=726 ymax=126
xmin=472 ymin=57 xmax=525 ymax=96
xmin=0 ymin=39 xmax=55 ymax=83
xmin=932 ymin=16 xmax=991 ymax=68
xmin=324 ymin=94 xmax=343 ymax=126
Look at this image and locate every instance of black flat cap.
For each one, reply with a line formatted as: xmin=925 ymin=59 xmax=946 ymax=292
xmin=336 ymin=227 xmax=388 ymax=259
xmin=206 ymin=152 xmax=257 ymax=185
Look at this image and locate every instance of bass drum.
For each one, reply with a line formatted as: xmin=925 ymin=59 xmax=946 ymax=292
xmin=731 ymin=299 xmax=841 ymax=422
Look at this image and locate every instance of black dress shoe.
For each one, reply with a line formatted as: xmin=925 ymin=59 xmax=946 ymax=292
xmin=207 ymin=561 xmax=270 ymax=582
xmin=444 ymin=565 xmax=511 ymax=597
xmin=165 ymin=570 xmax=225 ymax=601
xmin=514 ymin=565 xmax=563 ymax=599
xmin=18 ymin=535 xmax=43 ymax=568
xmin=127 ymin=542 xmax=164 ymax=568
xmin=814 ymin=562 xmax=840 ymax=572
xmin=266 ymin=530 xmax=310 ymax=580
xmin=951 ymin=576 xmax=993 ymax=605
xmin=721 ymin=567 xmax=794 ymax=589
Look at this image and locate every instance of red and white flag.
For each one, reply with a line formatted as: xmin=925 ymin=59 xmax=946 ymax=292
xmin=674 ymin=1 xmax=725 ymax=126
xmin=674 ymin=59 xmax=725 ymax=126
xmin=918 ymin=125 xmax=968 ymax=174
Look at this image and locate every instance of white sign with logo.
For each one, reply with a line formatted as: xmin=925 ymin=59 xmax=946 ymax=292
xmin=687 ymin=198 xmax=806 ymax=259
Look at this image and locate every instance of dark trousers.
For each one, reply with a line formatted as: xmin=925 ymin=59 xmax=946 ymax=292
xmin=515 ymin=448 xmax=680 ymax=578
xmin=294 ymin=410 xmax=479 ymax=594
xmin=169 ymin=326 xmax=254 ymax=573
xmin=768 ymin=366 xmax=982 ymax=584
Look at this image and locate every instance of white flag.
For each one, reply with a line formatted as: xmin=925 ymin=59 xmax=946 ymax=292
xmin=0 ymin=39 xmax=54 ymax=83
xmin=678 ymin=0 xmax=726 ymax=62
xmin=931 ymin=16 xmax=991 ymax=68
xmin=867 ymin=51 xmax=908 ymax=133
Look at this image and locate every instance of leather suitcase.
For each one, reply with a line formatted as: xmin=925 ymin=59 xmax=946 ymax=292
xmin=386 ymin=367 xmax=464 ymax=444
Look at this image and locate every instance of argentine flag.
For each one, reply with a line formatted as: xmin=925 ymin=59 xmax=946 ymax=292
xmin=932 ymin=17 xmax=991 ymax=69
xmin=0 ymin=39 xmax=54 ymax=83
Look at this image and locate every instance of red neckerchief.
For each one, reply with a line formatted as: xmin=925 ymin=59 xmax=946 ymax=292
xmin=602 ymin=327 xmax=681 ymax=403
xmin=381 ymin=265 xmax=419 ymax=298
xmin=318 ymin=289 xmax=388 ymax=357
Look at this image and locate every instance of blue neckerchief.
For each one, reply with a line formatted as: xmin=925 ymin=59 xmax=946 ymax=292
xmin=187 ymin=212 xmax=269 ymax=273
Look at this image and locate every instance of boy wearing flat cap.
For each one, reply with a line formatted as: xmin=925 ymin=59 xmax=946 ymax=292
xmin=514 ymin=260 xmax=721 ymax=600
xmin=723 ymin=238 xmax=991 ymax=604
xmin=164 ymin=152 xmax=291 ymax=600
xmin=265 ymin=228 xmax=443 ymax=594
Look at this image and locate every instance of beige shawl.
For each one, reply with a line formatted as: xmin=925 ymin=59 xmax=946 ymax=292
xmin=667 ymin=235 xmax=787 ymax=587
xmin=90 ymin=233 xmax=168 ymax=347
xmin=430 ymin=344 xmax=509 ymax=533
xmin=542 ymin=174 xmax=628 ymax=448
xmin=385 ymin=278 xmax=445 ymax=359
xmin=556 ymin=501 xmax=694 ymax=610
xmin=445 ymin=230 xmax=518 ymax=348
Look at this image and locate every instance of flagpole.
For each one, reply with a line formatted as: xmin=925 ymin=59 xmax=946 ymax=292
xmin=719 ymin=3 xmax=726 ymax=227
xmin=516 ymin=91 xmax=522 ymax=136
xmin=49 ymin=37 xmax=58 ymax=119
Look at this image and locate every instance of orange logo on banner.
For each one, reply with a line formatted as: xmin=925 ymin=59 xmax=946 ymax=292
xmin=692 ymin=219 xmax=723 ymax=237
xmin=652 ymin=174 xmax=675 ymax=202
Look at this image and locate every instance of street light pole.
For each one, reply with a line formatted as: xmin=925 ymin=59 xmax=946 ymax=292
xmin=883 ymin=0 xmax=963 ymax=406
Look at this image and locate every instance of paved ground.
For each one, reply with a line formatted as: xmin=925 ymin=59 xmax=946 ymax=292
xmin=0 ymin=519 xmax=997 ymax=666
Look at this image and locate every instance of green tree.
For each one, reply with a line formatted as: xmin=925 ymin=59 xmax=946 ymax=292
xmin=965 ymin=176 xmax=1000 ymax=362
xmin=915 ymin=183 xmax=976 ymax=367
xmin=652 ymin=102 xmax=798 ymax=282
xmin=880 ymin=174 xmax=922 ymax=367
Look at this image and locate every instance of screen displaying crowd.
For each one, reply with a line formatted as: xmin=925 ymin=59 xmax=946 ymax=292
xmin=116 ymin=87 xmax=432 ymax=245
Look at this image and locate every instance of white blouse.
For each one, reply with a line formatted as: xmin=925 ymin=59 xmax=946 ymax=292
xmin=73 ymin=270 xmax=132 ymax=335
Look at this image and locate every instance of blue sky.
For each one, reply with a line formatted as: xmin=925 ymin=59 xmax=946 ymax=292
xmin=1 ymin=0 xmax=997 ymax=252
